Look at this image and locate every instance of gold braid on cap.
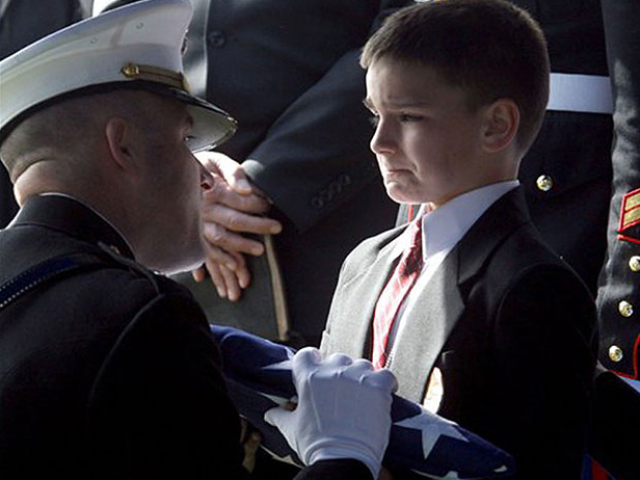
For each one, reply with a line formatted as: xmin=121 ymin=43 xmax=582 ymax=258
xmin=120 ymin=62 xmax=191 ymax=93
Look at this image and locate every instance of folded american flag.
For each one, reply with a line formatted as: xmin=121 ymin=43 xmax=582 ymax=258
xmin=212 ymin=326 xmax=515 ymax=479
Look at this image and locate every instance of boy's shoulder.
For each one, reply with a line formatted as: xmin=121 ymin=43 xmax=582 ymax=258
xmin=345 ymin=223 xmax=406 ymax=263
xmin=479 ymin=221 xmax=594 ymax=313
xmin=457 ymin=187 xmax=592 ymax=301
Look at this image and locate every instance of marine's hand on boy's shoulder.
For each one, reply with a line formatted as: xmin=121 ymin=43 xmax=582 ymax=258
xmin=194 ymin=151 xmax=283 ymax=300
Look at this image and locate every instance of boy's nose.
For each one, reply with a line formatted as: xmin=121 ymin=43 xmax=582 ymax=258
xmin=370 ymin=120 xmax=396 ymax=156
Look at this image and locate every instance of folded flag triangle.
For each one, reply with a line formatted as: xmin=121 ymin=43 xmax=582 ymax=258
xmin=212 ymin=326 xmax=515 ymax=479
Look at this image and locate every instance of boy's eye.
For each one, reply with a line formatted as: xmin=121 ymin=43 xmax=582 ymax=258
xmin=369 ymin=115 xmax=380 ymax=128
xmin=184 ymin=134 xmax=196 ymax=143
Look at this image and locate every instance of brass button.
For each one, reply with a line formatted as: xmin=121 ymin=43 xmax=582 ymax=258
xmin=121 ymin=63 xmax=140 ymax=78
xmin=619 ymin=300 xmax=634 ymax=317
xmin=629 ymin=256 xmax=640 ymax=272
xmin=536 ymin=175 xmax=553 ymax=192
xmin=609 ymin=345 xmax=624 ymax=363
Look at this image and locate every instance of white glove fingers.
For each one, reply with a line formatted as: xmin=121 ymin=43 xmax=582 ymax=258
xmin=361 ymin=367 xmax=399 ymax=393
xmin=322 ymin=352 xmax=354 ymax=370
xmin=292 ymin=347 xmax=322 ymax=375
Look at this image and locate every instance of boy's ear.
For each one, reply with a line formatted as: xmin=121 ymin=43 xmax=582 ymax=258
xmin=104 ymin=117 xmax=138 ymax=171
xmin=480 ymin=99 xmax=520 ymax=154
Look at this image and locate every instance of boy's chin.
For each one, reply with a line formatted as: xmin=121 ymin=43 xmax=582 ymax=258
xmin=385 ymin=184 xmax=426 ymax=206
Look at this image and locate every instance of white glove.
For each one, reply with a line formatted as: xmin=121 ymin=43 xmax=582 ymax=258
xmin=264 ymin=347 xmax=397 ymax=478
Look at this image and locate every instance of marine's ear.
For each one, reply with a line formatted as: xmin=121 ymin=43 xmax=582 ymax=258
xmin=104 ymin=117 xmax=140 ymax=172
xmin=480 ymin=98 xmax=520 ymax=154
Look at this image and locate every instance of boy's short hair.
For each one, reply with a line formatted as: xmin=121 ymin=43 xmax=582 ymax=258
xmin=361 ymin=0 xmax=549 ymax=153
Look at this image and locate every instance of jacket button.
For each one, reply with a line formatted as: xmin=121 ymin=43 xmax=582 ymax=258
xmin=629 ymin=256 xmax=640 ymax=272
xmin=536 ymin=174 xmax=553 ymax=192
xmin=609 ymin=345 xmax=624 ymax=363
xmin=208 ymin=30 xmax=226 ymax=47
xmin=619 ymin=300 xmax=634 ymax=318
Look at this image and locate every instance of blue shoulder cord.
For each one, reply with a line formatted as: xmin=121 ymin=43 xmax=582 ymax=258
xmin=0 ymin=253 xmax=102 ymax=311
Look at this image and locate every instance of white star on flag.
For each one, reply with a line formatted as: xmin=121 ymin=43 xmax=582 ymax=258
xmin=395 ymin=410 xmax=468 ymax=459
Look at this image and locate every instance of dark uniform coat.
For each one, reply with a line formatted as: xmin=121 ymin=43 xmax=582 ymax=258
xmin=422 ymin=0 xmax=608 ymax=299
xmin=596 ymin=0 xmax=640 ymax=382
xmin=321 ymin=188 xmax=598 ymax=480
xmin=0 ymin=195 xmax=373 ymax=480
xmin=513 ymin=0 xmax=612 ymax=297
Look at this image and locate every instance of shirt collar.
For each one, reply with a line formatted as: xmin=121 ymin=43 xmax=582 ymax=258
xmin=392 ymin=180 xmax=520 ymax=262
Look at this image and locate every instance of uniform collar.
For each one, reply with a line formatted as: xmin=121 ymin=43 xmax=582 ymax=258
xmin=7 ymin=193 xmax=135 ymax=260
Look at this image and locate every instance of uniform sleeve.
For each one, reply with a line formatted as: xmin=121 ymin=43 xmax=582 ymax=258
xmin=242 ymin=0 xmax=412 ymax=233
xmin=295 ymin=459 xmax=373 ymax=480
xmin=596 ymin=0 xmax=640 ymax=379
xmin=85 ymin=289 xmax=249 ymax=479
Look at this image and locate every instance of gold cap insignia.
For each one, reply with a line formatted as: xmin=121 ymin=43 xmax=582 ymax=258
xmin=120 ymin=62 xmax=191 ymax=93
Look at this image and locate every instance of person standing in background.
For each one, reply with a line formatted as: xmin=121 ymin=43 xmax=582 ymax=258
xmin=596 ymin=0 xmax=640 ymax=391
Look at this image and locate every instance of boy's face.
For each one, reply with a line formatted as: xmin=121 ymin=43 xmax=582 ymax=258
xmin=365 ymin=57 xmax=488 ymax=207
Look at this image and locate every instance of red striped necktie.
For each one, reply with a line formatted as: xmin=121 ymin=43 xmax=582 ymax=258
xmin=372 ymin=218 xmax=424 ymax=370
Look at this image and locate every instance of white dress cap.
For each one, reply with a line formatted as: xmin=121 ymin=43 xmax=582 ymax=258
xmin=0 ymin=0 xmax=236 ymax=152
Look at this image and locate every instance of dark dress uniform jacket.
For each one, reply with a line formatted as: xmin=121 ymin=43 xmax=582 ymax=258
xmin=321 ymin=188 xmax=598 ymax=480
xmin=0 ymin=195 xmax=372 ymax=480
xmin=511 ymin=0 xmax=612 ymax=296
xmin=596 ymin=0 xmax=640 ymax=381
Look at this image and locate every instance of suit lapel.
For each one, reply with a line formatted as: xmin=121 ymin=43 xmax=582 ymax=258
xmin=387 ymin=252 xmax=464 ymax=401
xmin=324 ymin=228 xmax=405 ymax=359
xmin=386 ymin=188 xmax=532 ymax=402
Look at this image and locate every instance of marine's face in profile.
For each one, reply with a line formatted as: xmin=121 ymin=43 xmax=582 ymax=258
xmin=135 ymin=95 xmax=208 ymax=274
xmin=365 ymin=57 xmax=487 ymax=208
